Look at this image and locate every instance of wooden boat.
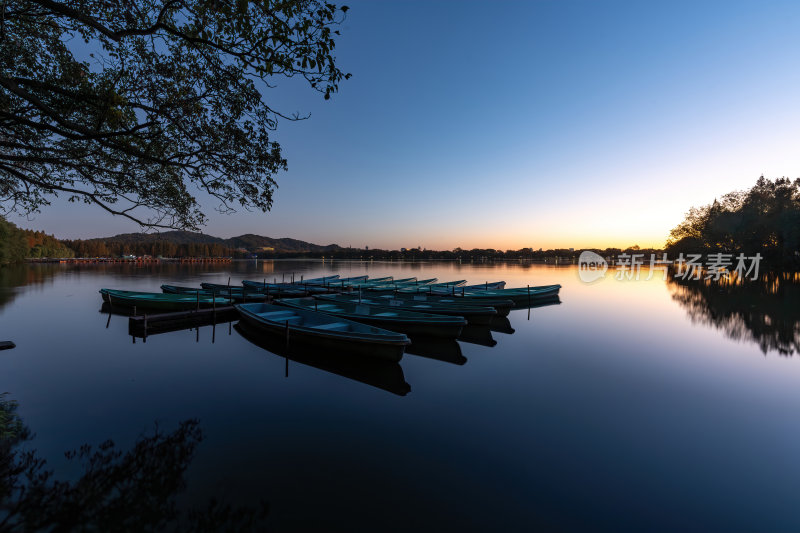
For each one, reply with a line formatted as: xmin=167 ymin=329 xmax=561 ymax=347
xmin=362 ymin=277 xmax=437 ymax=291
xmin=293 ymin=275 xmax=340 ymax=285
xmin=100 ymin=289 xmax=230 ymax=311
xmin=234 ymin=322 xmax=411 ymax=396
xmin=455 ymin=281 xmax=506 ymax=291
xmin=454 ymin=284 xmax=562 ymax=305
xmin=276 ymin=298 xmax=466 ymax=339
xmin=317 ymin=294 xmax=497 ymax=326
xmin=161 ymin=284 xmax=268 ymax=302
xmin=235 ymin=303 xmax=409 ymax=361
xmin=240 ymin=280 xmax=331 ymax=295
xmin=376 ymin=292 xmax=515 ymax=317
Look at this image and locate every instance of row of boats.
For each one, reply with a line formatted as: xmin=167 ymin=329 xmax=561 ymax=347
xmin=100 ymin=275 xmax=561 ymax=361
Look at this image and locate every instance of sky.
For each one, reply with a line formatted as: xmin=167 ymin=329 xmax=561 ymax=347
xmin=15 ymin=0 xmax=800 ymax=250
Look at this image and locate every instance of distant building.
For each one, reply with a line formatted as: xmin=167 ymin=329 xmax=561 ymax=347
xmin=259 ymin=246 xmax=274 ymax=252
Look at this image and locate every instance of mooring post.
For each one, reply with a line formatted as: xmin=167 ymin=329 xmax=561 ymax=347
xmin=315 ymin=299 xmax=318 ymax=311
xmin=106 ymin=294 xmax=113 ymax=328
xmin=133 ymin=305 xmax=137 ymax=316
xmin=196 ymin=290 xmax=200 ymax=311
xmin=212 ymin=291 xmax=217 ymax=323
xmin=282 ymin=273 xmax=285 ymax=283
xmin=527 ymin=284 xmax=531 ymax=307
xmin=359 ymin=287 xmax=362 ymax=303
xmin=285 ymin=320 xmax=290 ymax=347
xmin=143 ymin=313 xmax=148 ymax=342
xmin=462 ymin=287 xmax=465 ymax=297
xmin=301 ymin=274 xmax=303 ymax=283
xmin=486 ymin=281 xmax=488 ymax=290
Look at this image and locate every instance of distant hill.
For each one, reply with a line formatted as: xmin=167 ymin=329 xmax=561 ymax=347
xmin=66 ymin=231 xmax=341 ymax=255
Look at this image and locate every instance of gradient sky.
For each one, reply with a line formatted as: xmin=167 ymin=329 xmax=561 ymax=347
xmin=16 ymin=0 xmax=800 ymax=250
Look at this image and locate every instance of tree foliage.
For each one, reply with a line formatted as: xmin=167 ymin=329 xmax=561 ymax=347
xmin=666 ymin=176 xmax=800 ymax=268
xmin=0 ymin=216 xmax=74 ymax=262
xmin=0 ymin=0 xmax=350 ymax=229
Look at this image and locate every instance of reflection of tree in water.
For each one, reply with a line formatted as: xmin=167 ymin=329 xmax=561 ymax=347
xmin=0 ymin=394 xmax=267 ymax=531
xmin=0 ymin=264 xmax=63 ymax=312
xmin=667 ymin=273 xmax=800 ymax=356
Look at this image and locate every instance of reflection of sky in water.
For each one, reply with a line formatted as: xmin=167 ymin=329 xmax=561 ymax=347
xmin=1 ymin=262 xmax=799 ymax=531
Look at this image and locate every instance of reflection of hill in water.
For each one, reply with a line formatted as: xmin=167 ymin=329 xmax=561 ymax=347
xmin=667 ymin=274 xmax=800 ymax=356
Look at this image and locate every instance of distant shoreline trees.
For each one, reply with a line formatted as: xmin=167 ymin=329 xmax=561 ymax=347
xmin=0 ymin=216 xmax=74 ymax=264
xmin=666 ymin=176 xmax=800 ymax=269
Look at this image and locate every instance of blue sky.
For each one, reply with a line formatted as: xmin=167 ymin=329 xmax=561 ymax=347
xmin=19 ymin=0 xmax=800 ymax=249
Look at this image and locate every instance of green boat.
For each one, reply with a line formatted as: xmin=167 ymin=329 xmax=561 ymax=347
xmin=161 ymin=284 xmax=268 ymax=302
xmin=385 ymin=292 xmax=515 ymax=317
xmin=276 ymin=297 xmax=466 ymax=339
xmin=455 ymin=284 xmax=562 ymax=305
xmin=235 ymin=303 xmax=410 ymax=361
xmin=368 ymin=279 xmax=462 ymax=294
xmin=100 ymin=289 xmax=231 ymax=311
xmin=317 ymin=294 xmax=497 ymax=326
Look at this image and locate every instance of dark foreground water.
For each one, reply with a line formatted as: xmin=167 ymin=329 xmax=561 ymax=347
xmin=1 ymin=260 xmax=799 ymax=531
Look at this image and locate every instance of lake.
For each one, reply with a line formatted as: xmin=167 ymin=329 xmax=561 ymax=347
xmin=1 ymin=260 xmax=799 ymax=531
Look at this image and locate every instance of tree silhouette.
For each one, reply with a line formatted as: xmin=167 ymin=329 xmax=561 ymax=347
xmin=0 ymin=0 xmax=350 ymax=229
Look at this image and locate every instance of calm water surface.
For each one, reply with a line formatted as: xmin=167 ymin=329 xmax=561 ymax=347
xmin=1 ymin=260 xmax=799 ymax=531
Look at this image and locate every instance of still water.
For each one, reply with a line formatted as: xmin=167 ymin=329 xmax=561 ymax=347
xmin=1 ymin=260 xmax=799 ymax=531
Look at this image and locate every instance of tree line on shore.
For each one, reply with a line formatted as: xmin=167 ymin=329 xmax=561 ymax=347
xmin=0 ymin=217 xmax=74 ymax=264
xmin=666 ymin=176 xmax=800 ymax=268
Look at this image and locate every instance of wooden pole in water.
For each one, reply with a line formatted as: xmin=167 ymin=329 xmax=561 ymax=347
xmin=527 ymin=284 xmax=531 ymax=307
xmin=359 ymin=287 xmax=362 ymax=303
xmin=143 ymin=313 xmax=148 ymax=342
xmin=106 ymin=294 xmax=113 ymax=328
xmin=212 ymin=291 xmax=217 ymax=323
xmin=285 ymin=320 xmax=290 ymax=346
xmin=315 ymin=300 xmax=318 ymax=311
xmin=196 ymin=290 xmax=200 ymax=311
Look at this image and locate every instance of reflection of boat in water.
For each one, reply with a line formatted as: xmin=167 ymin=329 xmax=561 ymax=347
xmin=237 ymin=303 xmax=410 ymax=361
xmin=488 ymin=316 xmax=515 ymax=334
xmin=406 ymin=337 xmax=466 ymax=365
xmin=457 ymin=325 xmax=497 ymax=347
xmin=235 ymin=322 xmax=411 ymax=396
xmin=512 ymin=295 xmax=562 ymax=311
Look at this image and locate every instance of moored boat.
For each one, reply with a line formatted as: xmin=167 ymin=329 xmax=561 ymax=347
xmin=317 ymin=294 xmax=497 ymax=326
xmin=384 ymin=292 xmax=515 ymax=317
xmin=235 ymin=303 xmax=409 ymax=361
xmin=454 ymin=284 xmax=562 ymax=305
xmin=276 ymin=297 xmax=466 ymax=339
xmin=162 ymin=284 xmax=268 ymax=302
xmin=100 ymin=289 xmax=230 ymax=311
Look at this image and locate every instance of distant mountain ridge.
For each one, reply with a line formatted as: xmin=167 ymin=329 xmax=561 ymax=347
xmin=82 ymin=230 xmax=341 ymax=253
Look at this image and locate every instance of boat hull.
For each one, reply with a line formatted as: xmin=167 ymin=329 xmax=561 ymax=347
xmin=236 ymin=303 xmax=409 ymax=361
